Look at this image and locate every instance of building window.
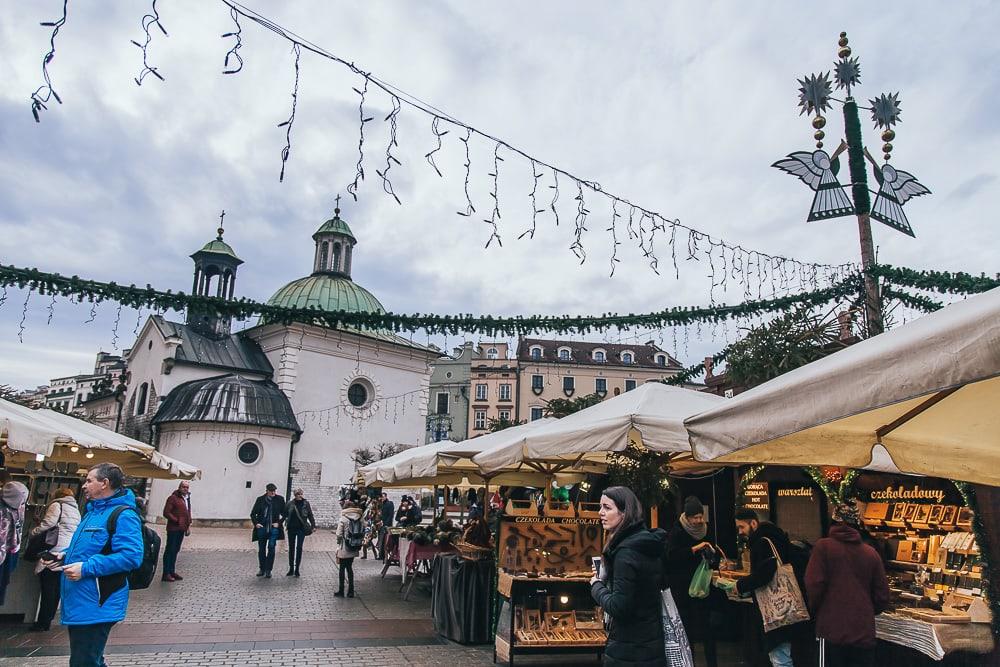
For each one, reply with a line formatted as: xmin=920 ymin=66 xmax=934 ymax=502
xmin=135 ymin=382 xmax=149 ymax=415
xmin=499 ymin=384 xmax=512 ymax=401
xmin=562 ymin=376 xmax=575 ymax=393
xmin=593 ymin=350 xmax=606 ymax=362
xmin=474 ymin=410 xmax=487 ymax=430
xmin=595 ymin=378 xmax=607 ymax=394
xmin=625 ymin=379 xmax=637 ymax=392
xmin=558 ymin=347 xmax=571 ymax=361
xmin=531 ymin=375 xmax=544 ymax=391
xmin=348 ymin=381 xmax=370 ymax=407
xmin=656 ymin=354 xmax=667 ymax=366
xmin=530 ymin=346 xmax=542 ymax=360
xmin=475 ymin=383 xmax=488 ymax=401
xmin=238 ymin=441 xmax=261 ymax=465
xmin=436 ymin=392 xmax=450 ymax=415
xmin=621 ymin=352 xmax=634 ymax=365
xmin=530 ymin=406 xmax=544 ymax=421
xmin=487 ymin=347 xmax=499 ymax=359
xmin=498 ymin=409 xmax=511 ymax=422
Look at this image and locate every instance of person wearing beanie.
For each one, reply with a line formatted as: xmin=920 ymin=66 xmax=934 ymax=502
xmin=665 ymin=495 xmax=721 ymax=667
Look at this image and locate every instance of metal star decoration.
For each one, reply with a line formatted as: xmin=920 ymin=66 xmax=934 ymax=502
xmin=834 ymin=57 xmax=861 ymax=96
xmin=798 ymin=72 xmax=833 ymax=116
xmin=870 ymin=92 xmax=902 ymax=128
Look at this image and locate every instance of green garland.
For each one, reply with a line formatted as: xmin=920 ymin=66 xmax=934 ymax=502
xmin=663 ymin=348 xmax=730 ymax=386
xmin=883 ymin=286 xmax=944 ymax=313
xmin=804 ymin=466 xmax=860 ymax=510
xmin=869 ymin=265 xmax=1000 ymax=295
xmin=843 ymin=99 xmax=872 ymax=215
xmin=0 ymin=264 xmax=863 ymax=337
xmin=952 ymin=482 xmax=999 ymax=640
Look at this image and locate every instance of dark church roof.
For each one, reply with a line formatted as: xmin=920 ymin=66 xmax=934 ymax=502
xmin=153 ymin=316 xmax=272 ymax=375
xmin=153 ymin=374 xmax=300 ymax=433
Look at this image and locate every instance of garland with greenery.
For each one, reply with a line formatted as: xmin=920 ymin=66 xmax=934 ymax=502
xmin=869 ymin=265 xmax=1000 ymax=295
xmin=804 ymin=466 xmax=860 ymax=509
xmin=0 ymin=264 xmax=862 ymax=336
xmin=663 ymin=349 xmax=730 ymax=386
xmin=882 ymin=286 xmax=944 ymax=313
xmin=952 ymin=482 xmax=999 ymax=640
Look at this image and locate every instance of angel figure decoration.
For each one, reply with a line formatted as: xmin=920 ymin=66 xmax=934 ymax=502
xmin=772 ymin=142 xmax=855 ymax=222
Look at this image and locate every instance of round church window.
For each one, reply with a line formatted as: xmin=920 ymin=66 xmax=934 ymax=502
xmin=347 ymin=382 xmax=369 ymax=407
xmin=238 ymin=441 xmax=260 ymax=465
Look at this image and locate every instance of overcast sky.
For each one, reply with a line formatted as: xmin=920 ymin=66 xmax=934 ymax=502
xmin=1 ymin=1 xmax=997 ymax=389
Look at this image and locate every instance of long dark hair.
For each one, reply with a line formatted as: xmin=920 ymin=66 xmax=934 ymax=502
xmin=601 ymin=486 xmax=644 ymax=553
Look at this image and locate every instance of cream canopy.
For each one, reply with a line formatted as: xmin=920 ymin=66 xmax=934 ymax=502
xmin=473 ymin=383 xmax=725 ymax=474
xmin=1 ymin=398 xmax=201 ymax=480
xmin=686 ymin=287 xmax=1000 ymax=486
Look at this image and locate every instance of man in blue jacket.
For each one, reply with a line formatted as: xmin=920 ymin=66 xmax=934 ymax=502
xmin=55 ymin=463 xmax=143 ymax=667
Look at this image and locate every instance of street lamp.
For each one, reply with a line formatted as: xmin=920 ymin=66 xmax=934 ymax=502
xmin=773 ymin=32 xmax=930 ymax=336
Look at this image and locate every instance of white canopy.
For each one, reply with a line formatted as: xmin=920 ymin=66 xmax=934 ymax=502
xmin=474 ymin=383 xmax=725 ymax=474
xmin=0 ymin=398 xmax=202 ymax=480
xmin=686 ymin=287 xmax=1000 ymax=486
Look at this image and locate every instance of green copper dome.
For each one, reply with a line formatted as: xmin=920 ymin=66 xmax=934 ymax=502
xmin=196 ymin=238 xmax=242 ymax=262
xmin=265 ymin=275 xmax=385 ymax=315
xmin=313 ymin=215 xmax=356 ymax=241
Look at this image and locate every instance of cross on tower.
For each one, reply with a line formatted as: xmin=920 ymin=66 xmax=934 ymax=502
xmin=334 ymin=195 xmax=341 ymax=215
xmin=217 ymin=210 xmax=226 ymax=240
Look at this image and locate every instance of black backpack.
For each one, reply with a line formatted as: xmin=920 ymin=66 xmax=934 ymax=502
xmin=102 ymin=506 xmax=161 ymax=591
xmin=345 ymin=517 xmax=364 ymax=550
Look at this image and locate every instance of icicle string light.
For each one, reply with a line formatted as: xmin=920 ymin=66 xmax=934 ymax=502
xmin=131 ymin=0 xmax=167 ymax=85
xmin=374 ymin=94 xmax=402 ymax=204
xmin=425 ymin=115 xmax=448 ymax=177
xmin=346 ymin=75 xmax=372 ymax=201
xmin=277 ymin=43 xmax=301 ymax=182
xmin=220 ymin=5 xmax=244 ymax=74
xmin=29 ymin=0 xmax=68 ymax=122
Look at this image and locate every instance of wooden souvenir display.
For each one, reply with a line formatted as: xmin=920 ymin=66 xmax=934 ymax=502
xmin=506 ymin=499 xmax=539 ymax=517
xmin=499 ymin=516 xmax=603 ymax=575
xmin=940 ymin=505 xmax=958 ymax=528
xmin=944 ymin=592 xmax=992 ymax=624
xmin=928 ymin=504 xmax=945 ymax=524
xmin=577 ymin=502 xmax=601 ymax=519
xmin=902 ymin=503 xmax=917 ymax=521
xmin=957 ymin=508 xmax=973 ymax=529
xmin=863 ymin=502 xmax=890 ymax=522
xmin=544 ymin=501 xmax=576 ymax=518
xmin=575 ymin=608 xmax=603 ymax=630
xmin=913 ymin=504 xmax=932 ymax=525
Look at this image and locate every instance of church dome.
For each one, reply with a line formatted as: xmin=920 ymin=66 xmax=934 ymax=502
xmin=265 ymin=274 xmax=385 ymax=315
xmin=153 ymin=374 xmax=300 ymax=433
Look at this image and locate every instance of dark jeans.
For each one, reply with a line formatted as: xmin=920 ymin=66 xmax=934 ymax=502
xmin=678 ymin=599 xmax=717 ymax=667
xmin=36 ymin=568 xmax=62 ymax=628
xmin=338 ymin=557 xmax=355 ymax=592
xmin=825 ymin=641 xmax=875 ymax=667
xmin=287 ymin=529 xmax=306 ymax=568
xmin=68 ymin=622 xmax=116 ymax=667
xmin=162 ymin=530 xmax=185 ymax=576
xmin=257 ymin=527 xmax=280 ymax=572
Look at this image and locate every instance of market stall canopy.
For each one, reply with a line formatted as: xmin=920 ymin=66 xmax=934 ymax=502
xmin=473 ymin=383 xmax=725 ymax=474
xmin=0 ymin=398 xmax=201 ymax=480
xmin=685 ymin=287 xmax=1000 ymax=486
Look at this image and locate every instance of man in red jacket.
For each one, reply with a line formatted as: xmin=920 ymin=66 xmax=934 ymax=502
xmin=161 ymin=481 xmax=192 ymax=582
xmin=804 ymin=503 xmax=890 ymax=667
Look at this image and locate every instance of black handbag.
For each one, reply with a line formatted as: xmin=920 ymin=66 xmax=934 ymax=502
xmin=23 ymin=504 xmax=61 ymax=562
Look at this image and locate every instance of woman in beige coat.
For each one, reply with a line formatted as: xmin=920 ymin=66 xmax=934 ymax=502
xmin=334 ymin=501 xmax=363 ymax=598
xmin=31 ymin=488 xmax=81 ymax=631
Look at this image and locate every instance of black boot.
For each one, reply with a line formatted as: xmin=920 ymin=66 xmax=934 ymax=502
xmin=334 ymin=589 xmax=345 ymax=597
xmin=286 ymin=568 xmax=294 ymax=576
xmin=256 ymin=569 xmax=265 ymax=577
xmin=347 ymin=588 xmax=355 ymax=598
xmin=294 ymin=567 xmax=301 ymax=577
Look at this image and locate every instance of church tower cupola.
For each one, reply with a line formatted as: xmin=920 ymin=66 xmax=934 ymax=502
xmin=311 ymin=196 xmax=357 ymax=280
xmin=187 ymin=211 xmax=243 ymax=338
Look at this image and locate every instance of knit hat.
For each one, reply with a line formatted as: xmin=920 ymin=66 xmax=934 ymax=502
xmin=683 ymin=495 xmax=704 ymax=518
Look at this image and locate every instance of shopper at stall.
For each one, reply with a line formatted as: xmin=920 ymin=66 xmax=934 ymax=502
xmin=590 ymin=486 xmax=667 ymax=667
xmin=58 ymin=463 xmax=144 ymax=667
xmin=250 ymin=483 xmax=286 ymax=578
xmin=284 ymin=489 xmax=315 ymax=577
xmin=0 ymin=480 xmax=28 ymax=605
xmin=395 ymin=497 xmax=411 ymax=526
xmin=30 ymin=487 xmax=81 ymax=631
xmin=733 ymin=509 xmax=806 ymax=667
xmin=378 ymin=493 xmax=394 ymax=556
xmin=666 ymin=495 xmax=720 ymax=667
xmin=804 ymin=503 xmax=889 ymax=667
xmin=335 ymin=500 xmax=363 ymax=598
xmin=161 ymin=480 xmax=192 ymax=583
xmin=407 ymin=496 xmax=424 ymax=525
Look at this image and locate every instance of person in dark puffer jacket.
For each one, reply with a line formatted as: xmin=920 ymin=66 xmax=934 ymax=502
xmin=590 ymin=486 xmax=667 ymax=667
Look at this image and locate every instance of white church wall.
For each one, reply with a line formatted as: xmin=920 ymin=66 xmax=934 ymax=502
xmin=148 ymin=424 xmax=294 ymax=524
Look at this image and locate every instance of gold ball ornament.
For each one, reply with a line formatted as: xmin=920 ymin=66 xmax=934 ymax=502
xmin=814 ymin=130 xmax=826 ymax=141
xmin=816 ymin=141 xmax=824 ymax=149
xmin=882 ymin=142 xmax=893 ymax=153
xmin=883 ymin=153 xmax=891 ymax=161
xmin=838 ymin=46 xmax=852 ymax=58
xmin=812 ymin=116 xmax=827 ymax=129
xmin=881 ymin=129 xmax=895 ymax=142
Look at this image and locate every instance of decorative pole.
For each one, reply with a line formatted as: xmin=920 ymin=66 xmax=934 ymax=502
xmin=772 ymin=32 xmax=930 ymax=337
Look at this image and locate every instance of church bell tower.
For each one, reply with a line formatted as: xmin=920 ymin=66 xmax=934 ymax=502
xmin=186 ymin=211 xmax=243 ymax=338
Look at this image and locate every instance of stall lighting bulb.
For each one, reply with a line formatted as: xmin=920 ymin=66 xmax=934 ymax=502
xmin=35 ymin=453 xmax=45 ymax=462
xmin=69 ymin=445 xmax=79 ymax=453
xmin=85 ymin=451 xmax=95 ymax=459
xmin=559 ymin=595 xmax=570 ymax=605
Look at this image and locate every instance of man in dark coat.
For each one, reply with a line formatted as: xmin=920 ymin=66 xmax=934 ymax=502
xmin=734 ymin=509 xmax=805 ymax=667
xmin=377 ymin=493 xmax=394 ymax=558
xmin=161 ymin=480 xmax=192 ymax=582
xmin=805 ymin=505 xmax=890 ymax=667
xmin=666 ymin=496 xmax=720 ymax=667
xmin=591 ymin=523 xmax=668 ymax=667
xmin=250 ymin=483 xmax=285 ymax=578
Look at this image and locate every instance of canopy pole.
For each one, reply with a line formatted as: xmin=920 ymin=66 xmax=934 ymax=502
xmin=875 ymin=387 xmax=961 ymax=440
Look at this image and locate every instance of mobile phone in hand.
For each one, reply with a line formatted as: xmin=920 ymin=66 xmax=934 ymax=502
xmin=591 ymin=556 xmax=602 ymax=574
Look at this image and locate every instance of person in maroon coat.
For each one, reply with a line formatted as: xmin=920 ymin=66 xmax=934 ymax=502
xmin=804 ymin=504 xmax=890 ymax=667
xmin=161 ymin=481 xmax=192 ymax=582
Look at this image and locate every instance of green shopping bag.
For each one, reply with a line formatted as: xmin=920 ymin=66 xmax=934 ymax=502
xmin=688 ymin=558 xmax=712 ymax=599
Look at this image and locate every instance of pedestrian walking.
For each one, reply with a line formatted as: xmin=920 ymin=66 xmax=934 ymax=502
xmin=666 ymin=496 xmax=721 ymax=667
xmin=805 ymin=503 xmax=890 ymax=667
xmin=161 ymin=480 xmax=192 ymax=582
xmin=54 ymin=463 xmax=143 ymax=667
xmin=590 ymin=486 xmax=668 ymax=667
xmin=733 ymin=509 xmax=807 ymax=667
xmin=334 ymin=500 xmax=363 ymax=598
xmin=378 ymin=493 xmax=394 ymax=559
xmin=0 ymin=481 xmax=29 ymax=605
xmin=29 ymin=488 xmax=81 ymax=631
xmin=250 ymin=483 xmax=286 ymax=578
xmin=284 ymin=489 xmax=316 ymax=577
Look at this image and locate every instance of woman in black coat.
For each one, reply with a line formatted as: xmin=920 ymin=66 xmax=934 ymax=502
xmin=590 ymin=486 xmax=667 ymax=667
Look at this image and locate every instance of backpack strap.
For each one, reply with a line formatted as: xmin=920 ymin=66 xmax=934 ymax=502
xmin=101 ymin=506 xmax=134 ymax=555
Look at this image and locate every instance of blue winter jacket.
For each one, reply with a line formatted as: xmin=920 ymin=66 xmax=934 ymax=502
xmin=60 ymin=489 xmax=143 ymax=625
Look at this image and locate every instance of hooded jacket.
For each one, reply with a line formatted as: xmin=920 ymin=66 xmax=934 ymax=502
xmin=336 ymin=507 xmax=364 ymax=559
xmin=60 ymin=489 xmax=143 ymax=625
xmin=805 ymin=523 xmax=890 ymax=647
xmin=591 ymin=523 xmax=667 ymax=667
xmin=31 ymin=495 xmax=81 ymax=574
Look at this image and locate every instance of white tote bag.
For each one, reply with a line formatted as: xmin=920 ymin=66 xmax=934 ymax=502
xmin=660 ymin=588 xmax=695 ymax=667
xmin=756 ymin=537 xmax=810 ymax=633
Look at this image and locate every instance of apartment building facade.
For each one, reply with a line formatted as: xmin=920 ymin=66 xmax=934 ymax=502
xmin=425 ymin=342 xmax=473 ymax=443
xmin=467 ymin=342 xmax=519 ymax=436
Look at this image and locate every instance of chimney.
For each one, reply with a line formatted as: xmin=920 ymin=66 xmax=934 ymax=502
xmin=704 ymin=356 xmax=714 ymax=378
xmin=837 ymin=311 xmax=853 ymax=341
